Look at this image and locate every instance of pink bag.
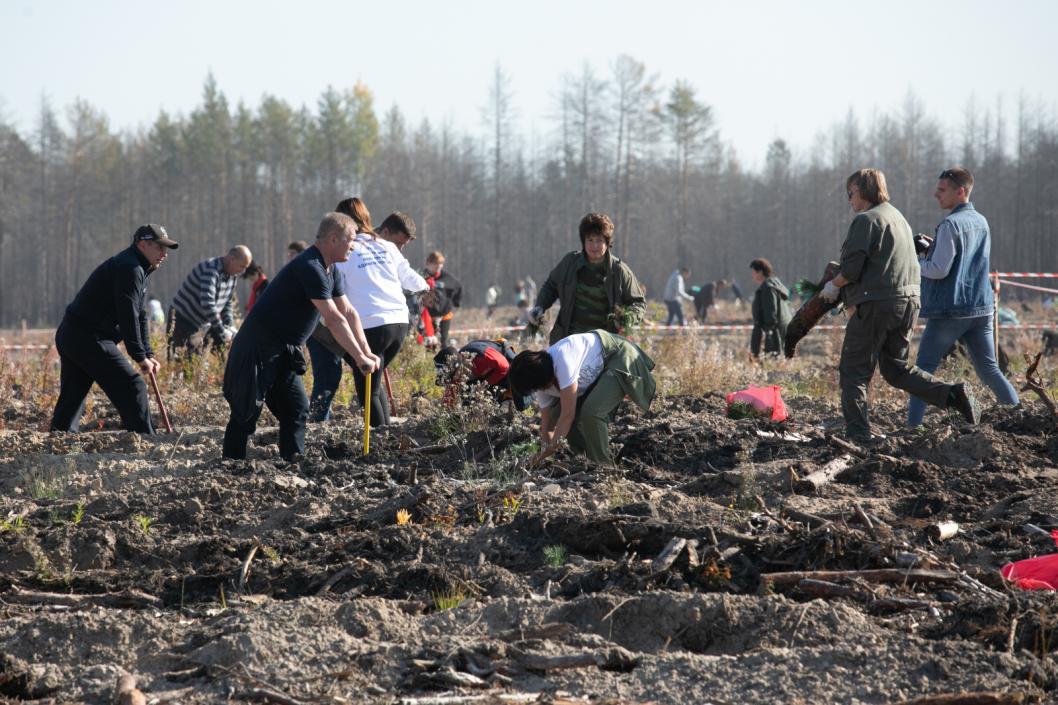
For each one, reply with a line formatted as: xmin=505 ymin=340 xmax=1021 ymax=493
xmin=725 ymin=385 xmax=788 ymax=422
xmin=1001 ymin=530 xmax=1058 ymax=590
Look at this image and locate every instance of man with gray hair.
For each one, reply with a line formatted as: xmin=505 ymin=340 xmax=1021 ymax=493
xmin=168 ymin=245 xmax=252 ymax=357
xmin=221 ymin=213 xmax=380 ymax=460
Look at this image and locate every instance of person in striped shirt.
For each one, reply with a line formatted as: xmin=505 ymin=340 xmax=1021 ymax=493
xmin=168 ymin=246 xmax=252 ymax=357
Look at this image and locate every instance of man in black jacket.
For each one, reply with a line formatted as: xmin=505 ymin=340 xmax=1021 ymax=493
xmin=51 ymin=224 xmax=179 ymax=433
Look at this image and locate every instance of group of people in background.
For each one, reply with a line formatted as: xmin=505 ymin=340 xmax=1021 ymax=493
xmin=48 ymin=163 xmax=1018 ymax=462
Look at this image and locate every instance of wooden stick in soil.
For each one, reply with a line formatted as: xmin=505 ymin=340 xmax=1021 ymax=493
xmin=3 ymin=586 xmax=162 ymax=609
xmin=793 ymin=454 xmax=855 ymax=493
xmin=148 ymin=369 xmax=173 ymax=433
xmin=759 ymin=568 xmax=959 ymax=592
xmin=383 ymin=367 xmax=396 ymax=413
xmin=238 ymin=537 xmax=263 ymax=594
xmin=1021 ymin=351 xmax=1057 ymax=417
xmin=797 ymin=579 xmax=932 ymax=612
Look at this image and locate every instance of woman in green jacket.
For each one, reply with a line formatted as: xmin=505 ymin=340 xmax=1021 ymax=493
xmin=527 ymin=213 xmax=646 ymax=344
xmin=749 ymin=258 xmax=793 ymax=357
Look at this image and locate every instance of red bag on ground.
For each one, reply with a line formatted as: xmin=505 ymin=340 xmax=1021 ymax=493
xmin=725 ymin=385 xmax=788 ymax=422
xmin=1001 ymin=530 xmax=1058 ymax=590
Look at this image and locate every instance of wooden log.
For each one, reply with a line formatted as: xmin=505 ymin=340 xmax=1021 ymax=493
xmin=793 ymin=455 xmax=855 ymax=494
xmin=784 ymin=261 xmax=841 ymax=358
xmin=759 ymin=568 xmax=959 ymax=592
xmin=887 ymin=691 xmax=1030 ymax=705
xmin=4 ymin=587 xmax=162 ymax=609
xmin=650 ymin=537 xmax=687 ymax=574
xmin=237 ymin=687 xmax=309 ymax=705
xmin=926 ymin=521 xmax=959 ymax=542
xmin=797 ymin=579 xmax=932 ymax=612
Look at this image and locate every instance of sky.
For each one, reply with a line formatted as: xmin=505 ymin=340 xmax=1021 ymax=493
xmin=2 ymin=0 xmax=1056 ymax=168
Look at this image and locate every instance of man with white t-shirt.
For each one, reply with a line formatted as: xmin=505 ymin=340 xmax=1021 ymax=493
xmin=307 ymin=199 xmax=430 ymax=424
xmin=508 ymin=330 xmax=656 ymax=465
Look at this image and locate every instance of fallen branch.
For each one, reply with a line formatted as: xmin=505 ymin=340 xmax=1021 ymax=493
xmin=926 ymin=521 xmax=959 ymax=542
xmin=827 ymin=434 xmax=867 ymax=459
xmin=237 ymin=687 xmax=309 ymax=705
xmin=793 ymin=455 xmax=854 ymax=493
xmin=2 ymin=586 xmax=162 ymax=609
xmin=887 ymin=691 xmax=1032 ymax=705
xmin=759 ymin=568 xmax=958 ymax=592
xmin=853 ymin=503 xmax=879 ymax=541
xmin=797 ymin=579 xmax=932 ymax=612
xmin=1021 ymin=351 xmax=1057 ymax=417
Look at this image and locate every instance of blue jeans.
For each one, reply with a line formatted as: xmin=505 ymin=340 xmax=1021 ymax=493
xmin=665 ymin=300 xmax=685 ymax=326
xmin=307 ymin=336 xmax=343 ymax=422
xmin=907 ymin=314 xmax=1018 ymax=426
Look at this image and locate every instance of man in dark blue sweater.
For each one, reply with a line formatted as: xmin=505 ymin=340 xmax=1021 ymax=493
xmin=222 ymin=212 xmax=380 ymax=460
xmin=51 ymin=224 xmax=179 ymax=433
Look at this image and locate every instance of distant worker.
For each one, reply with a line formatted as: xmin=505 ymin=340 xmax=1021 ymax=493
xmin=693 ymin=280 xmax=726 ymax=322
xmin=907 ymin=166 xmax=1018 ymax=426
xmin=51 ymin=224 xmax=179 ymax=433
xmin=422 ymin=251 xmax=462 ymax=348
xmin=434 ymin=339 xmax=533 ymax=411
xmin=222 ymin=213 xmax=380 ymax=460
xmin=663 ymin=267 xmax=694 ymax=326
xmin=819 ymin=168 xmax=978 ymax=443
xmin=168 ymin=245 xmax=252 ymax=357
xmin=528 ymin=213 xmax=646 ymax=344
xmin=307 ymin=198 xmax=429 ymax=425
xmin=287 ymin=240 xmax=308 ymax=261
xmin=485 ymin=284 xmax=501 ymax=318
xmin=146 ymin=297 xmax=165 ymax=334
xmin=509 ymin=330 xmax=656 ymax=465
xmin=749 ymin=259 xmax=793 ymax=357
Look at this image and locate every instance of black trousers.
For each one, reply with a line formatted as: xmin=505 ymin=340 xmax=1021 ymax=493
xmin=433 ymin=316 xmax=452 ymax=348
xmin=167 ymin=311 xmax=223 ymax=359
xmin=222 ymin=333 xmax=309 ymax=460
xmin=348 ymin=323 xmax=407 ymax=427
xmin=51 ymin=320 xmax=154 ymax=433
xmin=664 ymin=300 xmax=685 ymax=326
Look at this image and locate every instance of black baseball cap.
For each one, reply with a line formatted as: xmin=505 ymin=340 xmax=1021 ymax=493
xmin=133 ymin=224 xmax=179 ymax=249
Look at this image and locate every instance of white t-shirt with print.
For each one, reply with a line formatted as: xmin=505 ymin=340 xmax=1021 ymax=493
xmin=535 ymin=332 xmax=605 ymax=409
xmin=335 ymin=233 xmax=429 ymax=328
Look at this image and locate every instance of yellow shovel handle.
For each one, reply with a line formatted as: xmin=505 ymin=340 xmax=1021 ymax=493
xmin=363 ymin=371 xmax=372 ymax=455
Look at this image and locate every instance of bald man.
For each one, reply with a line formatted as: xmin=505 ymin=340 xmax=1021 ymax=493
xmin=169 ymin=245 xmax=253 ymax=356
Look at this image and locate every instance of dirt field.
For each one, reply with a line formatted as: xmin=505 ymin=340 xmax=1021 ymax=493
xmin=1 ymin=313 xmax=1057 ymax=704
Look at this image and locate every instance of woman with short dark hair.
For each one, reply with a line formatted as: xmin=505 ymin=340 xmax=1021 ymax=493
xmin=508 ymin=329 xmax=656 ymax=465
xmin=749 ymin=258 xmax=792 ymax=357
xmin=528 ymin=213 xmax=646 ymax=344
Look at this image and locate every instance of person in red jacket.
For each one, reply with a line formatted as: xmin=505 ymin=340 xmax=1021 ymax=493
xmin=244 ymin=262 xmax=268 ymax=313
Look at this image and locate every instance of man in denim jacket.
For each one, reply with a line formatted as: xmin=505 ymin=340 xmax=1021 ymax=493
xmin=907 ymin=167 xmax=1019 ymax=426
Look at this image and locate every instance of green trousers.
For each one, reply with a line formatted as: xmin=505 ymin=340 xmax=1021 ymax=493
xmin=555 ymin=332 xmax=656 ymax=464
xmin=839 ymin=298 xmax=951 ymax=438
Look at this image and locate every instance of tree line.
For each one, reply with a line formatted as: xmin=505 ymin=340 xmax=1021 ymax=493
xmin=1 ymin=58 xmax=1056 ymax=328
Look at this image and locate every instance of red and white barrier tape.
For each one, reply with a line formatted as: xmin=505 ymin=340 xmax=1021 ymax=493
xmin=994 ymin=272 xmax=1058 ymax=278
xmin=996 ymin=279 xmax=1058 ymax=295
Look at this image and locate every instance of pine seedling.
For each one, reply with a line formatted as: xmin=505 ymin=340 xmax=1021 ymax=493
xmin=543 ymin=544 xmax=568 ymax=567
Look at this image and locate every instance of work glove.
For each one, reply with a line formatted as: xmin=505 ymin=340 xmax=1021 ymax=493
xmin=820 ymin=281 xmax=841 ymax=303
xmin=527 ymin=306 xmax=544 ymax=326
xmin=219 ymin=326 xmax=236 ymax=343
xmin=914 ymin=234 xmax=933 ymax=255
xmin=423 ymin=335 xmax=439 ymax=349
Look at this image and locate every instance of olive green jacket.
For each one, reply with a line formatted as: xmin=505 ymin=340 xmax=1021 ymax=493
xmin=839 ymin=201 xmax=920 ymax=306
xmin=594 ymin=329 xmax=656 ymax=412
xmin=536 ymin=251 xmax=646 ymax=344
xmin=751 ymin=277 xmax=792 ymax=356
